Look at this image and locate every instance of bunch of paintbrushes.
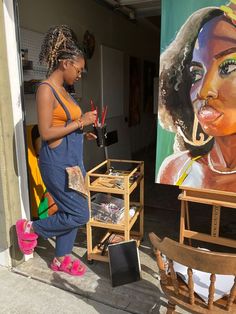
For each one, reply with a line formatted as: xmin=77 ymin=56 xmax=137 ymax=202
xmin=91 ymin=99 xmax=108 ymax=147
xmin=90 ymin=100 xmax=108 ymax=127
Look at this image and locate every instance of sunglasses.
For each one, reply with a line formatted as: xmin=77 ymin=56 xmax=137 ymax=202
xmin=70 ymin=61 xmax=86 ymax=78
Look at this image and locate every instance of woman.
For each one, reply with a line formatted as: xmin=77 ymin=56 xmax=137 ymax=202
xmin=16 ymin=25 xmax=97 ymax=276
xmin=157 ymin=1 xmax=236 ymax=193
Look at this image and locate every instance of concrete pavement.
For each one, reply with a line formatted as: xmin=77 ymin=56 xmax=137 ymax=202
xmin=0 ymin=266 xmax=129 ymax=314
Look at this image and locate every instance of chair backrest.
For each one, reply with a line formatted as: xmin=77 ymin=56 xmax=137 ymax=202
xmin=149 ymin=232 xmax=236 ymax=312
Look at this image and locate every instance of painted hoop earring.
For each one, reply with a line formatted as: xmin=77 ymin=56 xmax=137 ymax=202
xmin=177 ymin=114 xmax=213 ymax=147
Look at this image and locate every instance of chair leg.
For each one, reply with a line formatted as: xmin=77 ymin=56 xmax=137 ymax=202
xmin=166 ymin=301 xmax=176 ymax=314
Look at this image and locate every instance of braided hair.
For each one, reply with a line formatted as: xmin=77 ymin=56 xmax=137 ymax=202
xmin=39 ymin=25 xmax=85 ymax=77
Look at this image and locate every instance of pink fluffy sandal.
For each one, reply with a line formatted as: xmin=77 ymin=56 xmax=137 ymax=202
xmin=50 ymin=256 xmax=86 ymax=276
xmin=16 ymin=219 xmax=38 ymax=255
xmin=18 ymin=239 xmax=37 ymax=255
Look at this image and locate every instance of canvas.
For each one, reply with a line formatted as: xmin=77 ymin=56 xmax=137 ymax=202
xmin=156 ymin=0 xmax=236 ymax=193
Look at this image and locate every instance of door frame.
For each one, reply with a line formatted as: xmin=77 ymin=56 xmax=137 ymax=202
xmin=0 ymin=0 xmax=31 ymax=267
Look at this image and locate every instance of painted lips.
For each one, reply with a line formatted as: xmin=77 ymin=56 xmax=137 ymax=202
xmin=198 ymin=105 xmax=222 ymax=123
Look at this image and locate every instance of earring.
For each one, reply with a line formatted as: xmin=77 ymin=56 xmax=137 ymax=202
xmin=177 ymin=114 xmax=213 ymax=147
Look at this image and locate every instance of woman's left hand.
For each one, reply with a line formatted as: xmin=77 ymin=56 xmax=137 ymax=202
xmin=85 ymin=132 xmax=97 ymax=141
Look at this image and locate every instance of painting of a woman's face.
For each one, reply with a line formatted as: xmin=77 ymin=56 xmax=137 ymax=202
xmin=190 ymin=16 xmax=236 ymax=137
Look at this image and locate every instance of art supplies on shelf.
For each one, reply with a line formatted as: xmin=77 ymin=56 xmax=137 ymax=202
xmin=91 ymin=193 xmax=136 ymax=224
xmin=91 ymin=193 xmax=124 ymax=223
xmin=90 ymin=169 xmax=140 ymax=190
xmin=97 ymin=233 xmax=125 ymax=256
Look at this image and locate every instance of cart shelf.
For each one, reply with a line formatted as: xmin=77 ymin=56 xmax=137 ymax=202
xmin=86 ymin=159 xmax=144 ymax=263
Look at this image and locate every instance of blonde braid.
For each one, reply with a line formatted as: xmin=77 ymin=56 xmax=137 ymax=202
xmin=48 ymin=28 xmax=67 ymax=74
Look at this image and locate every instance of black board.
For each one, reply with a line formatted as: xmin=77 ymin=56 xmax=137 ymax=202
xmin=108 ymin=240 xmax=141 ymax=287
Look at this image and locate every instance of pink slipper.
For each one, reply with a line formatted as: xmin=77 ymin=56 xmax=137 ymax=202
xmin=50 ymin=256 xmax=86 ymax=276
xmin=16 ymin=219 xmax=38 ymax=240
xmin=16 ymin=219 xmax=38 ymax=254
xmin=18 ymin=239 xmax=37 ymax=255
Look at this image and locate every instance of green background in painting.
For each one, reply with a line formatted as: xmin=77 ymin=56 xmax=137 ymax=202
xmin=155 ymin=0 xmax=226 ymax=181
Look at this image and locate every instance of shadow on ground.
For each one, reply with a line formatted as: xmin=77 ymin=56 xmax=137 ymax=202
xmin=15 ymin=222 xmax=168 ymax=314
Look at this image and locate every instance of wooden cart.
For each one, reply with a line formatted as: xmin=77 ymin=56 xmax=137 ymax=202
xmin=86 ymin=159 xmax=144 ymax=263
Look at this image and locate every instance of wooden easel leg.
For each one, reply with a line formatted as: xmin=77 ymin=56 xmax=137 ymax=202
xmin=211 ymin=205 xmax=221 ymax=237
xmin=179 ymin=200 xmax=185 ymax=244
xmin=185 ymin=202 xmax=192 ymax=246
xmin=185 ymin=202 xmax=190 ymax=230
xmin=86 ymin=222 xmax=92 ymax=261
xmin=139 ymin=176 xmax=144 ymax=240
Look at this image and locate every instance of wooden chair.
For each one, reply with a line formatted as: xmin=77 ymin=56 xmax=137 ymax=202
xmin=149 ymin=232 xmax=236 ymax=314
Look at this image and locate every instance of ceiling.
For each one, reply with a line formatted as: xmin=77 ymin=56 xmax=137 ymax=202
xmin=95 ymin=0 xmax=161 ymax=30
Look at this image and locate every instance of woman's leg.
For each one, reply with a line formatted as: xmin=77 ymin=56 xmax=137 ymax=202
xmin=55 ymin=227 xmax=78 ymax=257
xmin=32 ymin=170 xmax=89 ymax=239
xmin=17 ymin=189 xmax=89 ymax=256
xmin=32 ymin=209 xmax=88 ymax=239
xmin=50 ymin=228 xmax=86 ymax=276
xmin=22 ymin=164 xmax=89 ymax=265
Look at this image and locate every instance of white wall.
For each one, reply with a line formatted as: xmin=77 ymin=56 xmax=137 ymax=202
xmin=1 ymin=0 xmax=32 ymax=266
xmin=19 ymin=0 xmax=159 ymax=169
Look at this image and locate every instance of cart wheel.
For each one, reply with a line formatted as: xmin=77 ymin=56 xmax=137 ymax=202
xmin=87 ymin=259 xmax=94 ymax=265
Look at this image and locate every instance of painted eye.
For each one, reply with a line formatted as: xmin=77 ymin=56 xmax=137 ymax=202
xmin=189 ymin=66 xmax=203 ymax=84
xmin=219 ymin=59 xmax=236 ymax=76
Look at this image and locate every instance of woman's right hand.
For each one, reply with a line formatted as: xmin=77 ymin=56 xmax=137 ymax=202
xmin=81 ymin=110 xmax=97 ymax=126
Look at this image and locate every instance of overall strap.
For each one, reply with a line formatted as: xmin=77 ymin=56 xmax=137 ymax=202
xmin=38 ymin=82 xmax=72 ymax=121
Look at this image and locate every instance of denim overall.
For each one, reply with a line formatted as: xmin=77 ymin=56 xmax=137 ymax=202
xmin=32 ymin=83 xmax=89 ymax=257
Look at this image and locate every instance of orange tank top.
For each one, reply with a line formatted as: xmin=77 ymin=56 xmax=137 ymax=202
xmin=52 ymin=88 xmax=82 ymax=127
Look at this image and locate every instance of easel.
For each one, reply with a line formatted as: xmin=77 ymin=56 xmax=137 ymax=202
xmin=178 ymin=186 xmax=236 ymax=248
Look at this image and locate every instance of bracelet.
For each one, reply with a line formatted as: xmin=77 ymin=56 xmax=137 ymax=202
xmin=75 ymin=119 xmax=83 ymax=130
